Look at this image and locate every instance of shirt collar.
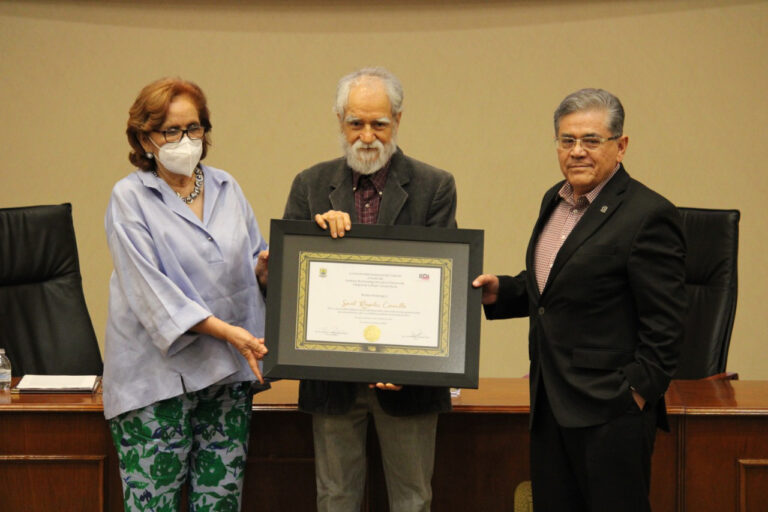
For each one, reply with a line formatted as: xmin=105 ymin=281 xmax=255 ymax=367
xmin=352 ymin=161 xmax=390 ymax=192
xmin=558 ymin=163 xmax=621 ymax=207
xmin=136 ymin=168 xmax=160 ymax=190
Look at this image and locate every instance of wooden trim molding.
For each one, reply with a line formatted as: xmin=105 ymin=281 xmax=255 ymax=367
xmin=737 ymin=458 xmax=768 ymax=512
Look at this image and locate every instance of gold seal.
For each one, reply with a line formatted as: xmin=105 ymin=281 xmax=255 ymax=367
xmin=363 ymin=325 xmax=381 ymax=342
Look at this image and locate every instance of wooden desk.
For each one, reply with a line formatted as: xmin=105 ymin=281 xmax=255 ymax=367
xmin=664 ymin=380 xmax=768 ymax=512
xmin=0 ymin=385 xmax=121 ymax=511
xmin=2 ymin=379 xmax=768 ymax=511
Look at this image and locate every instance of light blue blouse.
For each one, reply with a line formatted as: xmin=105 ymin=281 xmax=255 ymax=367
xmin=103 ymin=165 xmax=267 ymax=419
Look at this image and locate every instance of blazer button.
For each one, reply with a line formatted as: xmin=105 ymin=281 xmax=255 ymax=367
xmin=538 ymin=307 xmax=545 ymax=316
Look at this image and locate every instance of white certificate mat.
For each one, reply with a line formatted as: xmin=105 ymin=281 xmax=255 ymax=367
xmin=296 ymin=253 xmax=452 ymax=356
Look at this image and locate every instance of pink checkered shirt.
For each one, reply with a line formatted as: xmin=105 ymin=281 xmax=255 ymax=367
xmin=352 ymin=165 xmax=390 ymax=224
xmin=533 ymin=166 xmax=620 ymax=293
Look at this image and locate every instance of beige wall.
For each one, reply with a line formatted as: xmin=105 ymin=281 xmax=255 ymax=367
xmin=2 ymin=0 xmax=766 ymax=379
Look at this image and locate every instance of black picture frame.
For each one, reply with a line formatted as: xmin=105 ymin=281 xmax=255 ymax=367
xmin=263 ymin=220 xmax=484 ymax=388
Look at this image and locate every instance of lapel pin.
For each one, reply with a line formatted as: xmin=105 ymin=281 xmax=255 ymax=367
xmin=600 ymin=205 xmax=608 ymax=213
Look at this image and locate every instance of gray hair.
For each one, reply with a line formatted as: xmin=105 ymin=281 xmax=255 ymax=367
xmin=334 ymin=67 xmax=404 ymax=118
xmin=554 ymin=88 xmax=625 ymax=137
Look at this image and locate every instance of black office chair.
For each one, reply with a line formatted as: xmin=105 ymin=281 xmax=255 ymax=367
xmin=0 ymin=204 xmax=103 ymax=376
xmin=673 ymin=207 xmax=740 ymax=380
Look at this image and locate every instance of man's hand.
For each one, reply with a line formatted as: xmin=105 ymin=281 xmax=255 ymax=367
xmin=315 ymin=210 xmax=352 ymax=238
xmin=632 ymin=389 xmax=646 ymax=410
xmin=472 ymin=274 xmax=500 ymax=305
xmin=369 ymin=382 xmax=403 ymax=391
xmin=255 ymin=250 xmax=269 ymax=290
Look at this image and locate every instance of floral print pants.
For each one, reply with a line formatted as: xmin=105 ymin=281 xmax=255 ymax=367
xmin=109 ymin=382 xmax=253 ymax=511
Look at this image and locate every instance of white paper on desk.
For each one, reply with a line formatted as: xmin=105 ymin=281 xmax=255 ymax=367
xmin=15 ymin=374 xmax=99 ymax=392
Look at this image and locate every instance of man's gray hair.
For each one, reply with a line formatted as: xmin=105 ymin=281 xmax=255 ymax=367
xmin=554 ymin=88 xmax=625 ymax=137
xmin=334 ymin=67 xmax=404 ymax=118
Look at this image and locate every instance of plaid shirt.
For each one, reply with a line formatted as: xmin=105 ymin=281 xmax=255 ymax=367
xmin=352 ymin=164 xmax=390 ymax=224
xmin=534 ymin=165 xmax=620 ymax=293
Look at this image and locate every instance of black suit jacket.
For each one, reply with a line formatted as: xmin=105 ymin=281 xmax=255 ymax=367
xmin=283 ymin=148 xmax=456 ymax=416
xmin=485 ymin=166 xmax=687 ymax=429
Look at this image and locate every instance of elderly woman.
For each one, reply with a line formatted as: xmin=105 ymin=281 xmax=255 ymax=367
xmin=104 ymin=77 xmax=267 ymax=510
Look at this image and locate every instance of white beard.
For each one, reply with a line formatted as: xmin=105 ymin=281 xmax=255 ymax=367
xmin=341 ymin=134 xmax=397 ymax=175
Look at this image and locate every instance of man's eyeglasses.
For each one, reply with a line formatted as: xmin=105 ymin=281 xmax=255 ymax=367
xmin=154 ymin=124 xmax=205 ymax=143
xmin=555 ymin=135 xmax=619 ymax=151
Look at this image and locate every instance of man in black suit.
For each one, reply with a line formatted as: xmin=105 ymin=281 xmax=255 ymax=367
xmin=283 ymin=67 xmax=456 ymax=512
xmin=473 ymin=88 xmax=687 ymax=511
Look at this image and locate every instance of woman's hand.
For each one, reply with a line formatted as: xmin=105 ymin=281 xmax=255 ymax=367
xmin=192 ymin=316 xmax=268 ymax=383
xmin=226 ymin=325 xmax=268 ymax=383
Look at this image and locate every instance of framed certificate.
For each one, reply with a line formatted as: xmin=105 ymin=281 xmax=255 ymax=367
xmin=262 ymin=220 xmax=484 ymax=388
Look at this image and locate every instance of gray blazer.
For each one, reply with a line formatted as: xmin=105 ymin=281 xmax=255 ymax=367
xmin=283 ymin=148 xmax=457 ymax=415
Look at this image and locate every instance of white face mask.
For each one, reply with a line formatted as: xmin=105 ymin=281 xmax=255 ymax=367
xmin=151 ymin=136 xmax=203 ymax=177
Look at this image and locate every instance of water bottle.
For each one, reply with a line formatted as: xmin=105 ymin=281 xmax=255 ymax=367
xmin=0 ymin=348 xmax=11 ymax=391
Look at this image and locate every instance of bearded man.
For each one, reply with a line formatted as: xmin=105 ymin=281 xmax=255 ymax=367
xmin=283 ymin=67 xmax=457 ymax=512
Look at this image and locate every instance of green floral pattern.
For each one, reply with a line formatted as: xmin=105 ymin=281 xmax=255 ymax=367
xmin=150 ymin=452 xmax=182 ymax=487
xmin=197 ymin=449 xmax=228 ymax=487
xmin=110 ymin=382 xmax=253 ymax=511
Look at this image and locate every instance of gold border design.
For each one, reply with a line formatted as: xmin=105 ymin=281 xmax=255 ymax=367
xmin=295 ymin=252 xmax=452 ymax=357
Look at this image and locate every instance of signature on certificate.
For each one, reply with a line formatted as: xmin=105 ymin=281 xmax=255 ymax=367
xmin=316 ymin=327 xmax=348 ymax=336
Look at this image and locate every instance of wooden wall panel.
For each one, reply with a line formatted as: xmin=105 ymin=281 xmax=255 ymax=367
xmin=737 ymin=459 xmax=768 ymax=512
xmin=245 ymin=411 xmax=316 ymax=510
xmin=683 ymin=417 xmax=768 ymax=512
xmin=0 ymin=455 xmax=105 ymax=512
